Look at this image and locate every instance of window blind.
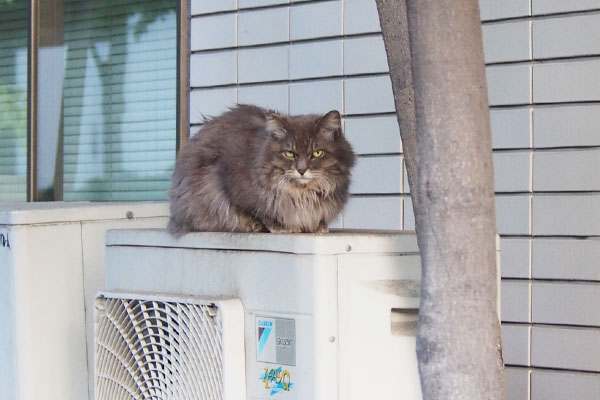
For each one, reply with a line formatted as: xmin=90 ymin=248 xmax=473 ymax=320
xmin=0 ymin=0 xmax=28 ymax=202
xmin=62 ymin=0 xmax=176 ymax=201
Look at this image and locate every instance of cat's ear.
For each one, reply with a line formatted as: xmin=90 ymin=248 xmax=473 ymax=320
xmin=265 ymin=113 xmax=288 ymax=139
xmin=317 ymin=110 xmax=342 ymax=140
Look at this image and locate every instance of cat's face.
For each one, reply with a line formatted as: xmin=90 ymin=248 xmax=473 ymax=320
xmin=262 ymin=110 xmax=355 ymax=195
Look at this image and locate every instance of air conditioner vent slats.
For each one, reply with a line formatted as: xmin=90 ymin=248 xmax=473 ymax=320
xmin=95 ymin=296 xmax=225 ymax=400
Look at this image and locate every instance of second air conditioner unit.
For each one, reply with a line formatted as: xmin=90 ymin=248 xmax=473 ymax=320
xmin=0 ymin=202 xmax=169 ymax=400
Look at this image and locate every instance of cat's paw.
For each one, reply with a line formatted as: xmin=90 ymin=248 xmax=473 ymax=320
xmin=316 ymin=223 xmax=329 ymax=233
xmin=264 ymin=221 xmax=300 ymax=233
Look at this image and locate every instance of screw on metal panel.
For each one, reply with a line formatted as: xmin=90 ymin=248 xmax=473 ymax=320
xmin=126 ymin=211 xmax=134 ymax=219
xmin=329 ymin=336 xmax=336 ymax=343
xmin=345 ymin=245 xmax=352 ymax=252
xmin=94 ymin=297 xmax=106 ymax=316
xmin=207 ymin=305 xmax=218 ymax=317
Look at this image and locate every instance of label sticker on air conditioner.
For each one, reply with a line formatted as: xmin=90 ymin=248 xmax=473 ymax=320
xmin=256 ymin=317 xmax=296 ymax=366
xmin=260 ymin=366 xmax=294 ymax=396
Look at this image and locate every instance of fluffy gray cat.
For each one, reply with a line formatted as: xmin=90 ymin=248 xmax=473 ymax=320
xmin=168 ymin=104 xmax=356 ymax=235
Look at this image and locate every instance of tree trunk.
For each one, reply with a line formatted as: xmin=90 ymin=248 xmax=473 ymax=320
xmin=374 ymin=0 xmax=420 ymax=214
xmin=376 ymin=0 xmax=505 ymax=398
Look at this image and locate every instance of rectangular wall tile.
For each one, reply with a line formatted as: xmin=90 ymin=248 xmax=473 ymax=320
xmin=343 ymin=35 xmax=389 ymax=75
xmin=486 ymin=64 xmax=532 ymax=105
xmin=532 ymin=326 xmax=600 ymax=372
xmin=534 ymin=149 xmax=600 ymax=191
xmin=343 ymin=0 xmax=381 ymax=34
xmin=238 ymin=46 xmax=289 ymax=83
xmin=501 ymin=238 xmax=531 ymax=279
xmin=505 ymin=368 xmax=531 ymax=400
xmin=190 ymin=88 xmax=237 ymax=122
xmin=404 ymin=196 xmax=415 ymax=230
xmin=238 ymin=84 xmax=289 ymax=113
xmin=482 ymin=21 xmax=531 ymax=63
xmin=327 ymin=213 xmax=343 ymax=229
xmin=238 ymin=7 xmax=289 ymax=46
xmin=289 ymin=40 xmax=343 ymax=79
xmin=239 ymin=0 xmax=288 ymax=8
xmin=534 ymin=59 xmax=600 ymax=103
xmin=533 ymin=104 xmax=600 ymax=147
xmin=190 ymin=14 xmax=237 ymax=51
xmin=533 ymin=195 xmax=600 ymax=236
xmin=190 ymin=51 xmax=237 ymax=87
xmin=344 ymin=76 xmax=395 ymax=115
xmin=350 ymin=156 xmax=402 ymax=194
xmin=495 ymin=195 xmax=531 ymax=235
xmin=290 ymin=0 xmax=342 ymax=40
xmin=289 ymin=79 xmax=343 ymax=114
xmin=502 ymin=324 xmax=530 ymax=365
xmin=189 ymin=125 xmax=202 ymax=138
xmin=534 ymin=14 xmax=600 ymax=59
xmin=502 ymin=281 xmax=531 ymax=323
xmin=493 ymin=151 xmax=531 ymax=192
xmin=532 ymin=0 xmax=600 ymax=15
xmin=533 ymin=238 xmax=600 ymax=281
xmin=531 ymin=370 xmax=600 ymax=400
xmin=191 ymin=0 xmax=237 ymax=15
xmin=534 ymin=105 xmax=600 ymax=148
xmin=403 ymin=160 xmax=410 ymax=194
xmin=490 ymin=108 xmax=531 ymax=149
xmin=479 ymin=0 xmax=530 ymax=20
xmin=344 ymin=116 xmax=401 ymax=155
xmin=533 ymin=282 xmax=600 ymax=326
xmin=343 ymin=196 xmax=402 ymax=230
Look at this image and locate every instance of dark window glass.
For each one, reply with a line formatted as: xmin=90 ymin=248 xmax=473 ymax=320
xmin=0 ymin=0 xmax=177 ymax=202
xmin=0 ymin=0 xmax=28 ymax=202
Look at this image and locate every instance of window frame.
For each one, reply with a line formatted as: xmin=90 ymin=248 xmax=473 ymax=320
xmin=24 ymin=0 xmax=188 ymax=201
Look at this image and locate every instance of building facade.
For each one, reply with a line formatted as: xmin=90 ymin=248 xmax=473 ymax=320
xmin=2 ymin=0 xmax=600 ymax=398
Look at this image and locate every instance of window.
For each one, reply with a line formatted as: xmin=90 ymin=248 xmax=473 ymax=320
xmin=0 ymin=0 xmax=28 ymax=202
xmin=0 ymin=0 xmax=179 ymax=202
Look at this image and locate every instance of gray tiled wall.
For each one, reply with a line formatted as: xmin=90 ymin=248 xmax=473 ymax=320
xmin=482 ymin=2 xmax=600 ymax=398
xmin=189 ymin=0 xmax=408 ymax=230
xmin=189 ymin=0 xmax=600 ymax=398
xmin=532 ymin=370 xmax=600 ymax=400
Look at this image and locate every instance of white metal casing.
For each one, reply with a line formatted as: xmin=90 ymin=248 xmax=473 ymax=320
xmin=104 ymin=229 xmax=424 ymax=400
xmin=0 ymin=202 xmax=169 ymax=400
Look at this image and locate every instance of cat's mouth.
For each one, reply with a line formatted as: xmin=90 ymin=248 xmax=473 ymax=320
xmin=293 ymin=170 xmax=314 ymax=185
xmin=295 ymin=177 xmax=312 ymax=185
xmin=283 ymin=170 xmax=315 ymax=186
xmin=280 ymin=169 xmax=334 ymax=195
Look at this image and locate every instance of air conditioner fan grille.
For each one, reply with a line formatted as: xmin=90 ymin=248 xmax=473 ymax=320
xmin=95 ymin=296 xmax=224 ymax=400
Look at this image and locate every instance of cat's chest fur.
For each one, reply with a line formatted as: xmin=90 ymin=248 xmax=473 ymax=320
xmin=262 ymin=185 xmax=338 ymax=232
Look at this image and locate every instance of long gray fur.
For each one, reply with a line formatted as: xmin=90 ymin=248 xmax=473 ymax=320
xmin=168 ymin=104 xmax=356 ymax=235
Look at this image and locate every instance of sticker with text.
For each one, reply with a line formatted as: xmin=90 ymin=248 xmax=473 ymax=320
xmin=260 ymin=366 xmax=294 ymax=396
xmin=256 ymin=317 xmax=296 ymax=365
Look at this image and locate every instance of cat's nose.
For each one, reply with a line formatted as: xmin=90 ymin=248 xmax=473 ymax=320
xmin=296 ymin=159 xmax=308 ymax=175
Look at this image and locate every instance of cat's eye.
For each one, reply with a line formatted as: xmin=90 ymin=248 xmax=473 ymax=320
xmin=283 ymin=151 xmax=296 ymax=158
xmin=312 ymin=149 xmax=324 ymax=158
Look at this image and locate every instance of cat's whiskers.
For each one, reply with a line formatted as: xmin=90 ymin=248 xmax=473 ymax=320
xmin=305 ymin=170 xmax=337 ymax=198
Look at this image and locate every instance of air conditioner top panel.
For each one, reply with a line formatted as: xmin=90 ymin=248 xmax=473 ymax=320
xmin=0 ymin=202 xmax=169 ymax=225
xmin=106 ymin=228 xmax=419 ymax=256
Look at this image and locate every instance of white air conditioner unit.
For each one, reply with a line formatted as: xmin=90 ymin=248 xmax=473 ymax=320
xmin=0 ymin=202 xmax=169 ymax=400
xmin=99 ymin=229 xmax=424 ymax=400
